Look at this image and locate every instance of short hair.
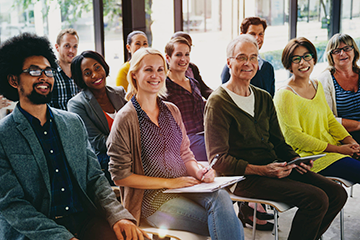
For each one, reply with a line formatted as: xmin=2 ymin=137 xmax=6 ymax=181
xmin=325 ymin=33 xmax=360 ymax=74
xmin=281 ymin=37 xmax=318 ymax=71
xmin=171 ymin=31 xmax=193 ymax=46
xmin=56 ymin=28 xmax=79 ymax=45
xmin=71 ymin=50 xmax=110 ymax=90
xmin=126 ymin=48 xmax=167 ymax=101
xmin=0 ymin=33 xmax=57 ymax=101
xmin=226 ymin=34 xmax=258 ymax=59
xmin=164 ymin=36 xmax=191 ymax=57
xmin=240 ymin=17 xmax=267 ymax=34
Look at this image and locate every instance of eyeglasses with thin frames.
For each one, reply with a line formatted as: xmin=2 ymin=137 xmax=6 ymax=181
xmin=330 ymin=46 xmax=354 ymax=55
xmin=22 ymin=67 xmax=55 ymax=78
xmin=291 ymin=53 xmax=313 ymax=64
xmin=229 ymin=54 xmax=258 ymax=63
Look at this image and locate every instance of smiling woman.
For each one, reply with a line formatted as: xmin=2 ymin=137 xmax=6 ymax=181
xmin=106 ymin=47 xmax=244 ymax=239
xmin=163 ymin=37 xmax=209 ymax=162
xmin=68 ymin=50 xmax=127 ymax=185
xmin=273 ymin=37 xmax=360 ymax=184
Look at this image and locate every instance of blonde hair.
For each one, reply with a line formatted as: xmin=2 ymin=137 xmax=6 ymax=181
xmin=325 ymin=33 xmax=360 ymax=74
xmin=125 ymin=48 xmax=168 ymax=101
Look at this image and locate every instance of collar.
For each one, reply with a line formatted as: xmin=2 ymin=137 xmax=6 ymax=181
xmin=17 ymin=103 xmax=53 ymax=126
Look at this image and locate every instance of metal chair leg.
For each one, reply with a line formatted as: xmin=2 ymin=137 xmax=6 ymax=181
xmin=340 ymin=208 xmax=344 ymax=240
xmin=252 ymin=203 xmax=257 ymax=240
xmin=274 ymin=209 xmax=279 ymax=240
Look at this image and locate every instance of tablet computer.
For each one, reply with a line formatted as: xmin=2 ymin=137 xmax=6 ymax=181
xmin=287 ymin=154 xmax=326 ymax=165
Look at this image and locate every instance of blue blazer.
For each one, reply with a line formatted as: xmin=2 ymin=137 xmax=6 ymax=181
xmin=68 ymin=86 xmax=126 ymax=156
xmin=0 ymin=106 xmax=135 ymax=240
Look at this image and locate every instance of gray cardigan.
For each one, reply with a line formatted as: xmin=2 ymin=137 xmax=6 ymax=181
xmin=68 ymin=86 xmax=127 ymax=155
xmin=0 ymin=106 xmax=135 ymax=240
xmin=317 ymin=70 xmax=342 ymax=123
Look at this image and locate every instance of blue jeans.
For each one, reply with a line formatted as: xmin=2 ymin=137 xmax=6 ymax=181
xmin=188 ymin=133 xmax=208 ymax=161
xmin=97 ymin=153 xmax=115 ymax=186
xmin=318 ymin=156 xmax=360 ymax=183
xmin=146 ymin=189 xmax=244 ymax=240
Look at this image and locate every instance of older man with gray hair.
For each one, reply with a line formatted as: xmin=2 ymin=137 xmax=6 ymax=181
xmin=204 ymin=34 xmax=347 ymax=240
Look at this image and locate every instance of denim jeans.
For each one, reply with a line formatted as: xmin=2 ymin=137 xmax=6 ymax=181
xmin=146 ymin=189 xmax=244 ymax=240
xmin=97 ymin=153 xmax=115 ymax=186
xmin=318 ymin=156 xmax=360 ymax=183
xmin=188 ymin=133 xmax=208 ymax=161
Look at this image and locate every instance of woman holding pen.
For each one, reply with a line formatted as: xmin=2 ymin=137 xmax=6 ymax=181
xmin=106 ymin=48 xmax=243 ymax=239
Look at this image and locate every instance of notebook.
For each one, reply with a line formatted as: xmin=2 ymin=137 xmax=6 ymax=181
xmin=163 ymin=176 xmax=245 ymax=193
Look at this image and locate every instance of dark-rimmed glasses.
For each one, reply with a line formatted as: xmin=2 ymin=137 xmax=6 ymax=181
xmin=330 ymin=46 xmax=354 ymax=55
xmin=22 ymin=66 xmax=55 ymax=77
xmin=291 ymin=53 xmax=313 ymax=64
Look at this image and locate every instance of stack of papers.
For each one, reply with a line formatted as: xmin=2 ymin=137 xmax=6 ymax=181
xmin=163 ymin=176 xmax=245 ymax=193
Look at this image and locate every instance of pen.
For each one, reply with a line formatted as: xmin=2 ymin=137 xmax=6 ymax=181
xmin=201 ymin=154 xmax=219 ymax=181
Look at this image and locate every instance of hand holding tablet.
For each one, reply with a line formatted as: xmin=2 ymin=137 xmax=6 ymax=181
xmin=287 ymin=154 xmax=326 ymax=165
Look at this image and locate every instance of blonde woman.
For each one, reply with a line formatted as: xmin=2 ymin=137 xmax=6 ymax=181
xmin=107 ymin=48 xmax=243 ymax=240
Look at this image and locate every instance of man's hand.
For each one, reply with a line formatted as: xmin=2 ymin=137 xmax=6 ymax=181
xmin=245 ymin=162 xmax=296 ymax=178
xmin=262 ymin=162 xmax=296 ymax=178
xmin=113 ymin=219 xmax=150 ymax=240
xmin=294 ymin=160 xmax=313 ymax=174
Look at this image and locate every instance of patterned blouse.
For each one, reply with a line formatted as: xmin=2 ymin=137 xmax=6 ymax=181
xmin=332 ymin=74 xmax=360 ymax=121
xmin=131 ymin=96 xmax=187 ymax=218
xmin=164 ymin=77 xmax=205 ymax=135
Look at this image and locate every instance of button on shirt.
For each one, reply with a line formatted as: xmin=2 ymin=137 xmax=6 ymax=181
xmin=18 ymin=104 xmax=83 ymax=219
xmin=164 ymin=77 xmax=205 ymax=134
xmin=131 ymin=97 xmax=187 ymax=218
xmin=50 ymin=63 xmax=80 ymax=110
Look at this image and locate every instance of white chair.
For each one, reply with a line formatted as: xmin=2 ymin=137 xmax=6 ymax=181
xmin=139 ymin=222 xmax=209 ymax=240
xmin=326 ymin=176 xmax=356 ymax=240
xmin=228 ymin=192 xmax=294 ymax=240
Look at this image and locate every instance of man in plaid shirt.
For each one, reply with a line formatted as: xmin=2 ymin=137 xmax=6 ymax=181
xmin=50 ymin=29 xmax=80 ymax=110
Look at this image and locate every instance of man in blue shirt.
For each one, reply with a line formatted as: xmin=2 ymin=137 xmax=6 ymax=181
xmin=221 ymin=17 xmax=275 ymax=97
xmin=0 ymin=33 xmax=148 ymax=240
xmin=50 ymin=28 xmax=80 ymax=110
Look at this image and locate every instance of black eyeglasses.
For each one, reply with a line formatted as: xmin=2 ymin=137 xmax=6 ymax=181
xmin=22 ymin=67 xmax=55 ymax=77
xmin=291 ymin=53 xmax=313 ymax=64
xmin=330 ymin=46 xmax=354 ymax=55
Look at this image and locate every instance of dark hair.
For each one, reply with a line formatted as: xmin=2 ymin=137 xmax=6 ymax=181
xmin=171 ymin=31 xmax=192 ymax=46
xmin=165 ymin=37 xmax=191 ymax=57
xmin=126 ymin=30 xmax=147 ymax=60
xmin=240 ymin=17 xmax=267 ymax=34
xmin=281 ymin=37 xmax=318 ymax=71
xmin=71 ymin=50 xmax=110 ymax=89
xmin=0 ymin=32 xmax=57 ymax=101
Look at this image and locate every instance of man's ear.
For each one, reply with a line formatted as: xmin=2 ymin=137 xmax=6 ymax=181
xmin=55 ymin=43 xmax=60 ymax=52
xmin=8 ymin=75 xmax=18 ymax=89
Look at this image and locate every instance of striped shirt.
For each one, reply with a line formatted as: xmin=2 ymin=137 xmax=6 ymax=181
xmin=332 ymin=74 xmax=360 ymax=121
xmin=131 ymin=96 xmax=187 ymax=218
xmin=50 ymin=64 xmax=80 ymax=110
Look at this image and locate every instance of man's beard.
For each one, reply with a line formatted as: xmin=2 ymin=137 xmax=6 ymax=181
xmin=20 ymin=83 xmax=53 ymax=105
xmin=28 ymin=89 xmax=53 ymax=104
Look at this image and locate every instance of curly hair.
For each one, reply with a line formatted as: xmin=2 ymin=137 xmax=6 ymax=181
xmin=0 ymin=33 xmax=57 ymax=101
xmin=71 ymin=50 xmax=110 ymax=90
